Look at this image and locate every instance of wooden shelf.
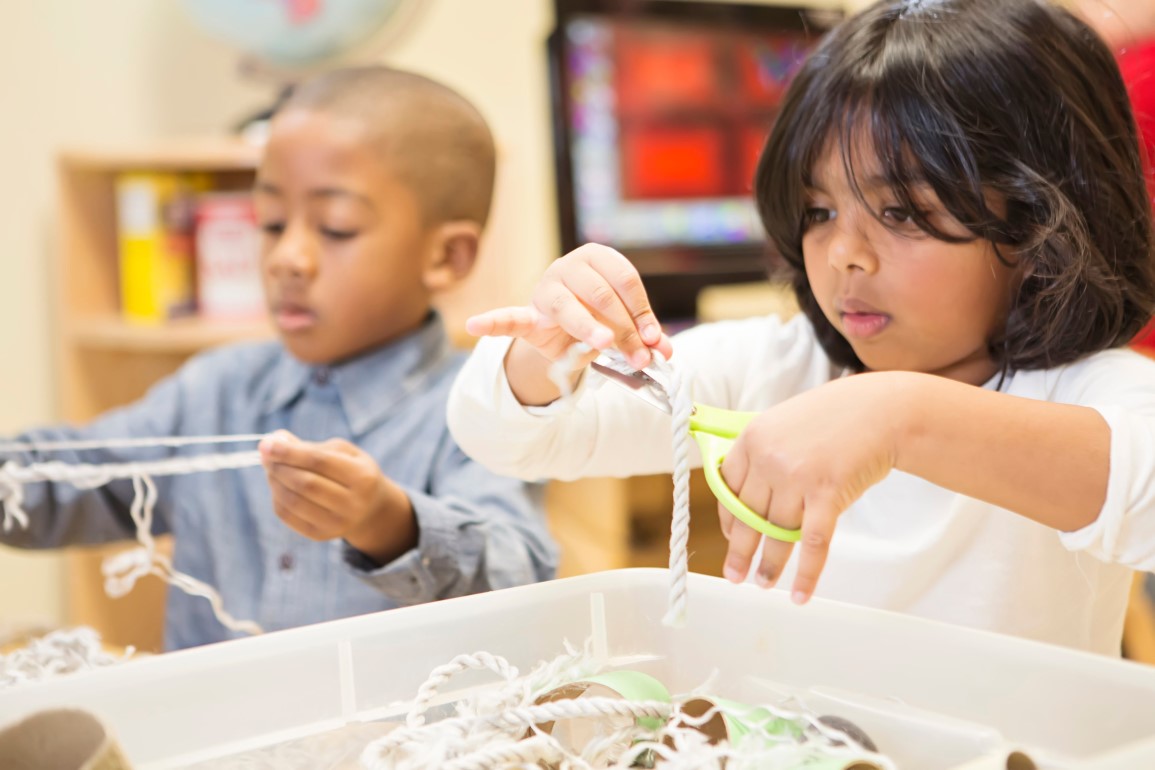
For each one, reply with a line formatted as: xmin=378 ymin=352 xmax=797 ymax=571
xmin=68 ymin=315 xmax=273 ymax=354
xmin=58 ymin=137 xmax=262 ymax=172
xmin=55 ymin=140 xmax=269 ymax=652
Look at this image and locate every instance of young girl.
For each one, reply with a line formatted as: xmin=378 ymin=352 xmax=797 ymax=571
xmin=448 ymin=0 xmax=1155 ymax=656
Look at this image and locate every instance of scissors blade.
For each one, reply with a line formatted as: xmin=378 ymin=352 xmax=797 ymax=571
xmin=589 ymin=357 xmax=673 ymax=414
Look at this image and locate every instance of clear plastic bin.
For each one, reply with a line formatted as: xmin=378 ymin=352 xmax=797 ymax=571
xmin=0 ymin=569 xmax=1153 ymax=769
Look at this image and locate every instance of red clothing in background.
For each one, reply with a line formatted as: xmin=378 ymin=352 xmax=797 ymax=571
xmin=1120 ymin=41 xmax=1155 ymax=350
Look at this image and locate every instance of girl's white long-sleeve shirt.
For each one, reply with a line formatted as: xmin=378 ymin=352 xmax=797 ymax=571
xmin=447 ymin=314 xmax=1155 ymax=656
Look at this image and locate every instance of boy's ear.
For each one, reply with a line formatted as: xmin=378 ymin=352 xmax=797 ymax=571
xmin=423 ymin=220 xmax=482 ymax=292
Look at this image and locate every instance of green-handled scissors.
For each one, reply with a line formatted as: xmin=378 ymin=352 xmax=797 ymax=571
xmin=590 ymin=354 xmax=802 ymax=543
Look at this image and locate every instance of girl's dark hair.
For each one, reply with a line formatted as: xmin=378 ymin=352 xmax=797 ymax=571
xmin=755 ymin=0 xmax=1155 ymax=372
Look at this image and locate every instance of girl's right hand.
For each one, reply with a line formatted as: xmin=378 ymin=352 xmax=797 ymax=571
xmin=465 ymin=243 xmax=674 ymax=371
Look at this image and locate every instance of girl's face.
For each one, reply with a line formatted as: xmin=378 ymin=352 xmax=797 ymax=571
xmin=801 ymin=144 xmax=1019 ymax=386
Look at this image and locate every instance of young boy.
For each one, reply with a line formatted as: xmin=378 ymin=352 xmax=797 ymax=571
xmin=0 ymin=66 xmax=557 ymax=650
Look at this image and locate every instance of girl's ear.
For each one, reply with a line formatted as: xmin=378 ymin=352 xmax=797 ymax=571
xmin=423 ymin=221 xmax=481 ymax=292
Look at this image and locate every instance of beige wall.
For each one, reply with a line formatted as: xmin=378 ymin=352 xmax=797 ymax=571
xmin=0 ymin=0 xmax=849 ymax=629
xmin=0 ymin=1 xmax=267 ymax=628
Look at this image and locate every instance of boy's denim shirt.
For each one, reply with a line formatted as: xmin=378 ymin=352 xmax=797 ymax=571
xmin=3 ymin=313 xmax=556 ymax=650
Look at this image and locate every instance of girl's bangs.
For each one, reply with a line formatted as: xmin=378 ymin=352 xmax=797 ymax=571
xmin=835 ymin=91 xmax=990 ymax=244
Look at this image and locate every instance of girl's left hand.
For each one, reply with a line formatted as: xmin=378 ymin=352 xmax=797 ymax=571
xmin=718 ymin=374 xmax=904 ymax=603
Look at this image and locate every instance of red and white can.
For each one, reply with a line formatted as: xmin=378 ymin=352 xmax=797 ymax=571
xmin=195 ymin=192 xmax=264 ymax=320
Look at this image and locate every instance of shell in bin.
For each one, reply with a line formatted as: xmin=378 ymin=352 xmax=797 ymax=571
xmin=0 ymin=569 xmax=1152 ymax=769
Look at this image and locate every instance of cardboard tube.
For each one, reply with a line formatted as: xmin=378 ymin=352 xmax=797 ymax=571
xmin=678 ymin=696 xmax=800 ymax=745
xmin=948 ymin=750 xmax=1037 ymax=770
xmin=0 ymin=708 xmax=132 ymax=770
xmin=675 ymin=697 xmax=884 ymax=770
xmin=532 ymin=670 xmax=671 ymax=750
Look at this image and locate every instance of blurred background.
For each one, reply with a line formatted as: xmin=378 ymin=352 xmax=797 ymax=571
xmin=0 ymin=0 xmax=853 ymax=634
xmin=10 ymin=0 xmax=1154 ymax=668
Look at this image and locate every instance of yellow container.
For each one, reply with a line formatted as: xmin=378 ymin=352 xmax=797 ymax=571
xmin=115 ymin=172 xmax=209 ymax=323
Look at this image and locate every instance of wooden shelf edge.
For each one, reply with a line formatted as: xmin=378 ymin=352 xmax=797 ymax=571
xmin=59 ymin=138 xmax=262 ymax=172
xmin=68 ymin=316 xmax=273 ymax=354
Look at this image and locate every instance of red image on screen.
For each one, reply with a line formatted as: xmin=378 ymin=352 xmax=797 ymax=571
xmin=613 ymin=21 xmax=803 ymax=201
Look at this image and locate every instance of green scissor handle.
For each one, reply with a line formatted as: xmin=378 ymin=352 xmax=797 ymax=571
xmin=689 ymin=403 xmax=802 ymax=544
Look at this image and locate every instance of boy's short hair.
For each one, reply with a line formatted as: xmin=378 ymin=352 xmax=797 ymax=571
xmin=756 ymin=0 xmax=1155 ymax=372
xmin=281 ymin=66 xmax=496 ymax=228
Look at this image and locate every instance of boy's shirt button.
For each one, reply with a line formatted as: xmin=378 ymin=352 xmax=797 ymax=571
xmin=313 ymin=367 xmax=331 ymax=386
xmin=279 ymin=553 xmax=294 ymax=571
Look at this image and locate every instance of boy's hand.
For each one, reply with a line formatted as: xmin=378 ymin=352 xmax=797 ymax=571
xmin=466 ymin=243 xmax=673 ymax=366
xmin=717 ymin=375 xmax=902 ymax=604
xmin=259 ymin=430 xmax=417 ymax=565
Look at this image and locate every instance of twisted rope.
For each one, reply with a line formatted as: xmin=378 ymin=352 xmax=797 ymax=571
xmin=407 ymin=652 xmax=521 ymax=728
xmin=550 ymin=344 xmax=694 ymax=627
xmin=0 ymin=451 xmax=262 ymax=532
xmin=0 ymin=443 xmax=265 ymax=635
xmin=0 ymin=627 xmax=131 ymax=689
xmin=359 ymin=647 xmax=894 ymax=770
xmin=652 ymin=351 xmax=692 ymax=627
xmin=0 ymin=434 xmax=266 ymax=454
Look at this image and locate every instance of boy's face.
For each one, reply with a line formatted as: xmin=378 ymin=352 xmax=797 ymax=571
xmin=255 ymin=109 xmax=434 ymax=364
xmin=801 ymin=143 xmax=1019 ymax=386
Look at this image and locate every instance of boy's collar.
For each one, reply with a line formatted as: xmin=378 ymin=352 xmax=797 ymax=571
xmin=262 ymin=312 xmax=453 ymax=435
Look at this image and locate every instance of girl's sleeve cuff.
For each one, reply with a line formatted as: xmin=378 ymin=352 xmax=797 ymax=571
xmin=1059 ymin=404 xmax=1155 ymax=571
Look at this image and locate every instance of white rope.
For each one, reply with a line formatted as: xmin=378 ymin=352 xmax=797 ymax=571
xmin=0 ymin=444 xmax=265 ymax=636
xmin=101 ymin=474 xmax=263 ymax=636
xmin=359 ymin=648 xmax=894 ymax=770
xmin=551 ymin=344 xmax=694 ymax=627
xmin=407 ymin=652 xmax=521 ymax=728
xmin=365 ymin=695 xmax=672 ymax=769
xmin=546 ymin=342 xmax=593 ymax=398
xmin=0 ymin=451 xmax=262 ymax=532
xmin=652 ymin=351 xmax=692 ymax=628
xmin=441 ymin=734 xmax=567 ymax=770
xmin=0 ymin=433 xmax=266 ymax=454
xmin=0 ymin=627 xmax=132 ymax=689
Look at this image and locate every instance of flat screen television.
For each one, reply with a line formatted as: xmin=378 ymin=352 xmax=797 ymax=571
xmin=547 ymin=0 xmax=840 ymax=318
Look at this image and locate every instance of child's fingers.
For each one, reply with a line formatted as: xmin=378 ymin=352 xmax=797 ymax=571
xmin=258 ymin=429 xmax=300 ymax=449
xmin=653 ymin=332 xmax=675 ymax=362
xmin=274 ymin=508 xmax=325 ymax=540
xmin=716 ymin=445 xmax=751 ymax=541
xmin=464 ymin=306 xmax=543 ymax=339
xmin=790 ymin=492 xmax=839 ymax=604
xmin=258 ymin=431 xmax=295 ymax=463
xmin=533 ymin=279 xmax=614 ymax=350
xmin=719 ymin=447 xmax=760 ymax=582
xmin=756 ymin=537 xmax=795 ymax=589
xmin=260 ymin=437 xmax=359 ymax=488
xmin=724 ymin=451 xmax=774 ymax=530
xmin=718 ymin=506 xmax=735 ymax=540
xmin=721 ymin=515 xmax=761 ymax=583
xmin=587 ymin=246 xmax=664 ymax=350
xmin=560 ymin=262 xmax=652 ymax=368
xmin=268 ymin=479 xmax=342 ymax=538
xmin=268 ymin=462 xmax=349 ymax=510
xmin=319 ymin=439 xmax=386 ymax=492
xmin=321 ymin=437 xmax=369 ymax=458
xmin=755 ymin=490 xmax=802 ymax=588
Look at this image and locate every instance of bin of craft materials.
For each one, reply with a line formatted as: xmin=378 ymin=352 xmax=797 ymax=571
xmin=0 ymin=568 xmax=1152 ymax=769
